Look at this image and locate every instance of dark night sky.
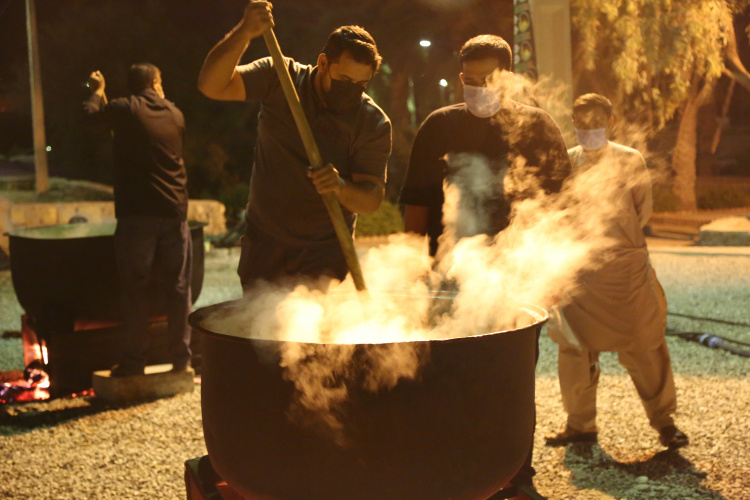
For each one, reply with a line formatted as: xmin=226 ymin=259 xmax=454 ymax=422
xmin=0 ymin=0 xmax=511 ymax=126
xmin=0 ymin=0 xmax=257 ymax=162
xmin=0 ymin=0 xmax=29 ymax=102
xmin=0 ymin=0 xmax=249 ymax=107
xmin=0 ymin=0 xmax=511 ymax=194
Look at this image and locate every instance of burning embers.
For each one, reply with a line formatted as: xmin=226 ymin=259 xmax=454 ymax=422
xmin=0 ymin=325 xmax=50 ymax=404
xmin=0 ymin=361 xmax=50 ymax=404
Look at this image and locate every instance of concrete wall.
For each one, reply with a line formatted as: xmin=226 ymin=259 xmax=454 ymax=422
xmin=530 ymin=0 xmax=575 ymax=144
xmin=530 ymin=0 xmax=573 ymax=101
xmin=0 ymin=198 xmax=227 ymax=256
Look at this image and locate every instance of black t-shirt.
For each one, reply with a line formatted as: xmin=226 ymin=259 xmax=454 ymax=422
xmin=83 ymin=89 xmax=188 ymax=220
xmin=399 ymin=102 xmax=571 ymax=255
xmin=239 ymin=57 xmax=392 ymax=245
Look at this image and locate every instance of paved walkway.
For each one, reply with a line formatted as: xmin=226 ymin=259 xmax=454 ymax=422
xmin=649 ymin=206 xmax=750 ymax=228
xmin=646 ymin=219 xmax=750 ymax=256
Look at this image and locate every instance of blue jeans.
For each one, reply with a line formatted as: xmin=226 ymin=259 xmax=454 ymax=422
xmin=114 ymin=217 xmax=192 ymax=370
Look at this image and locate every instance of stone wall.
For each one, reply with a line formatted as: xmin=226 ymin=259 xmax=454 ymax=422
xmin=699 ymin=216 xmax=750 ymax=246
xmin=0 ymin=197 xmax=226 ymax=256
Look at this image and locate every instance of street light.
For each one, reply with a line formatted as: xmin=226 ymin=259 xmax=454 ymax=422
xmin=419 ymin=40 xmax=431 ymax=48
xmin=439 ymin=79 xmax=448 ymax=87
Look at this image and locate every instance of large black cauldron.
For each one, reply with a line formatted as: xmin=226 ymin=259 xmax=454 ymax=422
xmin=190 ymin=295 xmax=546 ymax=500
xmin=8 ymin=220 xmax=205 ymax=322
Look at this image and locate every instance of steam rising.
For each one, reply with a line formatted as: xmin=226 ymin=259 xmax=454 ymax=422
xmin=203 ymin=70 xmax=662 ymax=445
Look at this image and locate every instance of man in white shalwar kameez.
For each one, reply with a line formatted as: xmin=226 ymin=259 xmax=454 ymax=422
xmin=546 ymin=93 xmax=688 ymax=450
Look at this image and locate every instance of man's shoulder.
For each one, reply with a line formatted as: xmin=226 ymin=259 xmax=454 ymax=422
xmin=508 ymin=100 xmax=557 ymax=126
xmin=608 ymin=141 xmax=642 ymax=157
xmin=417 ymin=103 xmax=470 ymax=133
xmin=239 ymin=56 xmax=313 ymax=77
xmin=361 ymin=94 xmax=391 ymax=128
xmin=288 ymin=58 xmax=314 ymax=77
xmin=107 ymin=95 xmax=133 ymax=108
xmin=567 ymin=144 xmax=583 ymax=155
xmin=426 ymin=103 xmax=469 ymax=120
xmin=104 ymin=94 xmax=139 ymax=115
xmin=607 ymin=142 xmax=647 ymax=170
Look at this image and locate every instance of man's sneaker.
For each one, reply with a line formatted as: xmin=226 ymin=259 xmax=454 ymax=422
xmin=545 ymin=425 xmax=598 ymax=446
xmin=659 ymin=424 xmax=689 ymax=450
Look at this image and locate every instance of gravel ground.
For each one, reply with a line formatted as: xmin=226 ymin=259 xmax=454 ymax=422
xmin=1 ymin=243 xmax=749 ymax=499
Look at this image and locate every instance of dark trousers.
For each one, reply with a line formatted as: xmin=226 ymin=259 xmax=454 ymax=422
xmin=510 ymin=327 xmax=541 ymax=488
xmin=237 ymin=219 xmax=348 ymax=291
xmin=114 ymin=217 xmax=192 ymax=370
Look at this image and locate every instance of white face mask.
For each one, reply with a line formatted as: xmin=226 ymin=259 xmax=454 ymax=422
xmin=463 ymin=84 xmax=502 ymax=118
xmin=576 ymin=128 xmax=608 ymax=151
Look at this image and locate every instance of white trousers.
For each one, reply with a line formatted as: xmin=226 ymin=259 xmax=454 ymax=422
xmin=557 ymin=339 xmax=677 ymax=433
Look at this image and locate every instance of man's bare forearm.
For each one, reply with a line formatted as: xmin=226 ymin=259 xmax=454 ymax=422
xmin=337 ymin=180 xmax=385 ymax=214
xmin=308 ymin=165 xmax=384 ymax=214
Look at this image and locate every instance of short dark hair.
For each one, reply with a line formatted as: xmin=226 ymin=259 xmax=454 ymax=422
xmin=128 ymin=63 xmax=160 ymax=93
xmin=573 ymin=93 xmax=613 ymax=119
xmin=459 ymin=35 xmax=512 ymax=71
xmin=322 ymin=26 xmax=382 ymax=73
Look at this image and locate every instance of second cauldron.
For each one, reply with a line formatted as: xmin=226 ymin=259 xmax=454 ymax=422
xmin=8 ymin=220 xmax=205 ymax=322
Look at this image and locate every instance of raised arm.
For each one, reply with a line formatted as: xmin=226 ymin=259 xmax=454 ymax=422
xmin=197 ymin=1 xmax=274 ymax=101
xmin=82 ymin=70 xmax=115 ymax=128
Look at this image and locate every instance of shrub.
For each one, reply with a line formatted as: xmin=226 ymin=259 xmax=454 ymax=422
xmin=652 ymin=184 xmax=680 ymax=212
xmin=652 ymin=182 xmax=750 ymax=212
xmin=696 ymin=185 xmax=750 ymax=210
xmin=217 ymin=184 xmax=250 ymax=226
xmin=355 ymin=200 xmax=404 ymax=237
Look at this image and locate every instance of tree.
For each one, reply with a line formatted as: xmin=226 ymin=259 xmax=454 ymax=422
xmin=570 ymin=0 xmax=750 ymax=210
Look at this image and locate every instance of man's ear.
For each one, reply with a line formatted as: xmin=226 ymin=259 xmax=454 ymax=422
xmin=459 ymin=72 xmax=464 ymax=84
xmin=605 ymin=115 xmax=615 ymax=135
xmin=152 ymin=78 xmax=165 ymax=98
xmin=317 ymin=53 xmax=328 ymax=71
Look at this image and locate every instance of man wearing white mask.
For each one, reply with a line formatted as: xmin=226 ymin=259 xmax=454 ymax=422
xmin=399 ymin=34 xmax=571 ymax=499
xmin=545 ymin=93 xmax=688 ymax=450
xmin=400 ymin=34 xmax=570 ymax=257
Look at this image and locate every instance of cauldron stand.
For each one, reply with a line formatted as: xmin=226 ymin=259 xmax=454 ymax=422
xmin=184 ymin=455 xmax=547 ymax=500
xmin=21 ymin=313 xmax=200 ymax=396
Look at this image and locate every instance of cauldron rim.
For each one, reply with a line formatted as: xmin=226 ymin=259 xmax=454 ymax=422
xmin=6 ymin=220 xmax=206 ymax=240
xmin=189 ymin=294 xmax=549 ymax=346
